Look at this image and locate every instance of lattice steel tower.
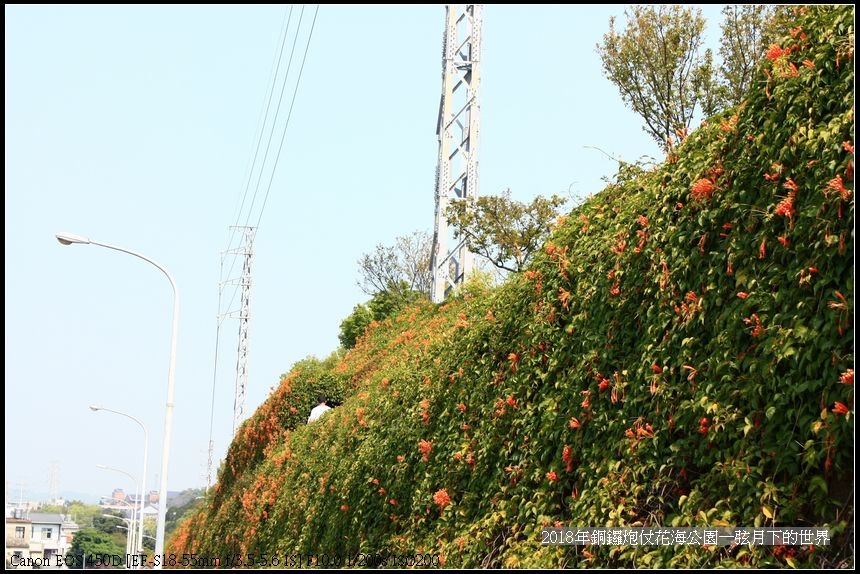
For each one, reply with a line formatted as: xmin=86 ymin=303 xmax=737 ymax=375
xmin=431 ymin=4 xmax=482 ymax=303
xmin=231 ymin=226 xmax=256 ymax=433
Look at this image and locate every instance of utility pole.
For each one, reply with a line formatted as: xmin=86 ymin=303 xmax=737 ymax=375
xmin=431 ymin=4 xmax=483 ymax=303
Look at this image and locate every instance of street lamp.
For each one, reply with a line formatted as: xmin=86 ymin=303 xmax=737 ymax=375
xmin=100 ymin=513 xmax=136 ymax=562
xmin=90 ymin=405 xmax=148 ymax=557
xmin=57 ymin=232 xmax=178 ymax=567
xmin=96 ymin=464 xmax=139 ymax=563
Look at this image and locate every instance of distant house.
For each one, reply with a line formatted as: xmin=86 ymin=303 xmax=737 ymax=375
xmin=5 ymin=516 xmax=33 ymax=567
xmin=4 ymin=511 xmax=77 ymax=568
xmin=28 ymin=512 xmax=67 ymax=564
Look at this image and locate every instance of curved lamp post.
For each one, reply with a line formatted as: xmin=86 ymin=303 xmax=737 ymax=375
xmin=99 ymin=512 xmax=136 ymax=562
xmin=90 ymin=406 xmax=148 ymax=557
xmin=57 ymin=232 xmax=178 ymax=567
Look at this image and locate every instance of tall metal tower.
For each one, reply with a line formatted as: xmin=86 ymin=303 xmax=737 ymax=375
xmin=431 ymin=4 xmax=483 ymax=303
xmin=230 ymin=226 xmax=257 ymax=434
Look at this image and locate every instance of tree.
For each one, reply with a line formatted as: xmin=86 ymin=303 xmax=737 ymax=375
xmin=338 ymin=303 xmax=373 ymax=349
xmin=445 ymin=189 xmax=567 ymax=273
xmin=357 ymin=230 xmax=432 ymax=300
xmin=716 ymin=5 xmax=773 ymax=110
xmin=597 ymin=5 xmax=712 ymax=151
xmin=93 ymin=511 xmax=124 ymax=535
xmin=65 ymin=528 xmax=125 ymax=569
xmin=339 ymin=282 xmax=424 ymax=349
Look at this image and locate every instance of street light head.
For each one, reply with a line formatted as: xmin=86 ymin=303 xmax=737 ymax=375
xmin=96 ymin=464 xmax=108 ymax=470
xmin=56 ymin=232 xmax=91 ymax=246
xmin=89 ymin=405 xmax=101 ymax=412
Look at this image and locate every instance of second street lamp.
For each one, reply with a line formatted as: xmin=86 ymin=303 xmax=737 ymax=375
xmin=96 ymin=466 xmax=139 ymax=563
xmin=90 ymin=405 xmax=148 ymax=557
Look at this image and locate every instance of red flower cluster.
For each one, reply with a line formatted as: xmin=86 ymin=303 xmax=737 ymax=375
xmin=691 ymin=178 xmax=715 ymax=201
xmin=744 ymin=314 xmax=766 ymax=337
xmin=832 ymin=402 xmax=850 ymax=415
xmin=433 ymin=489 xmax=451 ymax=509
xmin=419 ymin=439 xmax=433 ymax=462
xmin=698 ymin=417 xmax=709 ymax=435
xmin=766 ymin=44 xmax=784 ymax=60
xmin=546 ymin=470 xmax=558 ymax=482
xmin=775 ymin=192 xmax=796 ymax=220
xmin=840 ymin=369 xmax=853 ymax=385
xmin=508 ymin=352 xmax=520 ymax=373
xmin=827 ymin=175 xmax=851 ymax=200
xmin=563 ymin=445 xmax=573 ymax=472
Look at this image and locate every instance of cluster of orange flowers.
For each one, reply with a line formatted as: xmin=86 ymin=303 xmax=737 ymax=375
xmin=433 ymin=489 xmax=451 ymax=509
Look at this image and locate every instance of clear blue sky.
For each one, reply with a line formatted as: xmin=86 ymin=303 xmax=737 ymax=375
xmin=5 ymin=4 xmax=727 ymax=502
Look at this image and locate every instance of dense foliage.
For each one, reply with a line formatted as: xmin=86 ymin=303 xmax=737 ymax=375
xmin=169 ymin=7 xmax=853 ymax=568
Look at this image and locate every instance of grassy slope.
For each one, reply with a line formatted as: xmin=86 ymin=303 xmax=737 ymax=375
xmin=168 ymin=6 xmax=854 ymax=568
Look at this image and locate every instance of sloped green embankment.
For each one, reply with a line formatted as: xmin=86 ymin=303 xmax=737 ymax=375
xmin=169 ymin=7 xmax=853 ymax=568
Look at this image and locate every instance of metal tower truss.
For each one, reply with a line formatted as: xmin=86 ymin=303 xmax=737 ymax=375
xmin=431 ymin=4 xmax=483 ymax=303
xmin=227 ymin=226 xmax=257 ymax=433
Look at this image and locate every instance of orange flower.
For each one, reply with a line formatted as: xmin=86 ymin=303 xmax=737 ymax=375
xmin=558 ymin=288 xmax=571 ymax=310
xmin=840 ymin=369 xmax=854 ymax=385
xmin=843 ymin=141 xmax=854 ymax=154
xmin=390 ymin=499 xmax=398 ymax=505
xmin=737 ymin=292 xmax=748 ymax=299
xmin=766 ymin=44 xmax=784 ymax=60
xmin=691 ymin=178 xmax=715 ymax=201
xmin=546 ymin=470 xmax=558 ymax=482
xmin=783 ymin=178 xmax=799 ymax=192
xmin=802 ymin=59 xmax=815 ymax=69
xmin=650 ymin=363 xmax=663 ymax=374
xmin=569 ymin=417 xmax=581 ymax=429
xmin=419 ymin=439 xmax=433 ymax=462
xmin=433 ymin=489 xmax=451 ymax=509
xmin=506 ymin=395 xmax=518 ymax=408
xmin=777 ymin=235 xmax=790 ymax=247
xmin=508 ymin=352 xmax=520 ymax=373
xmin=827 ymin=175 xmax=851 ymax=200
xmin=776 ymin=194 xmax=795 ymax=219
xmin=562 ymin=445 xmax=573 ymax=472
xmin=832 ymin=402 xmax=850 ymax=415
xmin=457 ymin=402 xmax=467 ymax=412
xmin=341 ymin=504 xmax=349 ymax=511
xmin=598 ymin=378 xmax=610 ymax=393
